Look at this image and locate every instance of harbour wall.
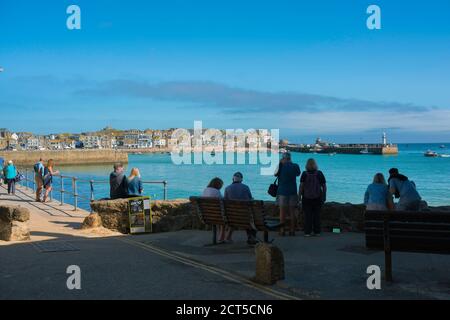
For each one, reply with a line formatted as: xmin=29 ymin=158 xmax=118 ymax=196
xmin=0 ymin=149 xmax=129 ymax=166
xmin=287 ymin=145 xmax=399 ymax=155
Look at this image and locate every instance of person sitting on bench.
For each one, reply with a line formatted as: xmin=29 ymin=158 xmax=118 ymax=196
xmin=224 ymin=172 xmax=257 ymax=245
xmin=202 ymin=177 xmax=231 ymax=244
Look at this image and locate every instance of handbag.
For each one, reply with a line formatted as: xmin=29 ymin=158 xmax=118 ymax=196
xmin=267 ymin=177 xmax=279 ymax=197
xmin=15 ymin=172 xmax=25 ymax=182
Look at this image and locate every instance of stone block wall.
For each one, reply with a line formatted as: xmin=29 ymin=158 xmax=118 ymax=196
xmin=0 ymin=205 xmax=31 ymax=241
xmin=88 ymin=198 xmax=450 ymax=234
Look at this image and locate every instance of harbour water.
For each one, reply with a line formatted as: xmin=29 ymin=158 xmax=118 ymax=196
xmin=32 ymin=143 xmax=450 ymax=210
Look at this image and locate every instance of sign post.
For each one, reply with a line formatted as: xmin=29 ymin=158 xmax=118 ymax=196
xmin=128 ymin=196 xmax=152 ymax=234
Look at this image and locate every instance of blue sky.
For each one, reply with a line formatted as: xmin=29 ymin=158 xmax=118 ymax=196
xmin=0 ymin=0 xmax=449 ymax=142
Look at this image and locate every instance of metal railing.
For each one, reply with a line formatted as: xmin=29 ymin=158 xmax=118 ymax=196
xmin=18 ymin=168 xmax=168 ymax=211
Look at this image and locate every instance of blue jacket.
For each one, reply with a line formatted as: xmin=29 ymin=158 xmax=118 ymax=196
xmin=127 ymin=177 xmax=143 ymax=196
xmin=364 ymin=183 xmax=390 ymax=206
xmin=276 ymin=162 xmax=301 ymax=196
xmin=5 ymin=164 xmax=17 ymax=180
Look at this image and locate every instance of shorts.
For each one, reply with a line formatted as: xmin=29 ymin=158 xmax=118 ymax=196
xmin=277 ymin=194 xmax=299 ymax=207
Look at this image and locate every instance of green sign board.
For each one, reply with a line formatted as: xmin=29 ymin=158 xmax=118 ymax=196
xmin=128 ymin=196 xmax=152 ymax=234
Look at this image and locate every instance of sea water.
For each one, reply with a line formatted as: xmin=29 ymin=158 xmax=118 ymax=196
xmin=37 ymin=143 xmax=450 ymax=210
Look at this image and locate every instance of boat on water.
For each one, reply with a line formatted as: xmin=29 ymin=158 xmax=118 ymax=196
xmin=440 ymin=145 xmax=446 ymax=149
xmin=360 ymin=147 xmax=372 ymax=155
xmin=439 ymin=154 xmax=450 ymax=158
xmin=424 ymin=150 xmax=439 ymax=157
xmin=328 ymin=152 xmax=337 ymax=156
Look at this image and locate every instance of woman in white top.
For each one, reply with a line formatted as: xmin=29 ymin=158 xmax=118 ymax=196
xmin=202 ymin=177 xmax=231 ymax=243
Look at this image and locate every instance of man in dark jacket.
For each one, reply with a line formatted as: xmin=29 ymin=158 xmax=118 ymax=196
xmin=224 ymin=172 xmax=257 ymax=245
xmin=110 ymin=163 xmax=128 ymax=199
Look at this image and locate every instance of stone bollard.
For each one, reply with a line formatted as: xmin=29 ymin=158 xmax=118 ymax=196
xmin=0 ymin=205 xmax=31 ymax=241
xmin=254 ymin=243 xmax=285 ymax=285
xmin=81 ymin=213 xmax=103 ymax=229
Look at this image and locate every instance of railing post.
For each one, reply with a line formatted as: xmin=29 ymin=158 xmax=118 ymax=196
xmin=32 ymin=173 xmax=36 ymax=192
xmin=163 ymin=180 xmax=168 ymax=200
xmin=25 ymin=168 xmax=29 ymax=189
xmin=60 ymin=176 xmax=65 ymax=206
xmin=90 ymin=180 xmax=95 ymax=201
xmin=90 ymin=180 xmax=95 ymax=213
xmin=72 ymin=177 xmax=78 ymax=211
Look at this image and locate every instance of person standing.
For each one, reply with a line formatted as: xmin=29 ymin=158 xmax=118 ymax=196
xmin=4 ymin=160 xmax=17 ymax=195
xmin=299 ymin=158 xmax=327 ymax=237
xmin=224 ymin=172 xmax=256 ymax=245
xmin=364 ymin=173 xmax=393 ymax=211
xmin=275 ymin=152 xmax=301 ymax=236
xmin=34 ymin=158 xmax=45 ymax=201
xmin=42 ymin=159 xmax=60 ymax=203
xmin=110 ymin=163 xmax=128 ymax=199
xmin=127 ymin=168 xmax=144 ymax=197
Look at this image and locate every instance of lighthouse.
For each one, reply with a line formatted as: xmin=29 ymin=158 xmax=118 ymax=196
xmin=382 ymin=132 xmax=387 ymax=146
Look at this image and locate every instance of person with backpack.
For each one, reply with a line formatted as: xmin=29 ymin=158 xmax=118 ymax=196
xmin=299 ymin=158 xmax=327 ymax=237
xmin=275 ymin=152 xmax=301 ymax=236
xmin=34 ymin=158 xmax=45 ymax=201
xmin=4 ymin=160 xmax=17 ymax=195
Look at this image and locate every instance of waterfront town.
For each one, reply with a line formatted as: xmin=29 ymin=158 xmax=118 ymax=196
xmin=0 ymin=126 xmax=276 ymax=151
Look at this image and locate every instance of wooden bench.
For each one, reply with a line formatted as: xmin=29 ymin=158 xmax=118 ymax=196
xmin=365 ymin=210 xmax=450 ymax=281
xmin=190 ymin=197 xmax=283 ymax=244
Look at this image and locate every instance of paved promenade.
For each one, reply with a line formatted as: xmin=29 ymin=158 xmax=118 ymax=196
xmin=0 ymin=185 xmax=297 ymax=300
xmin=1 ymin=184 xmax=449 ymax=300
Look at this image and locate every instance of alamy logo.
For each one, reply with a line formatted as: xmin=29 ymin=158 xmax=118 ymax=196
xmin=66 ymin=5 xmax=81 ymax=30
xmin=66 ymin=265 xmax=81 ymax=290
xmin=170 ymin=121 xmax=279 ymax=176
xmin=366 ymin=265 xmax=381 ymax=290
xmin=367 ymin=5 xmax=381 ymax=30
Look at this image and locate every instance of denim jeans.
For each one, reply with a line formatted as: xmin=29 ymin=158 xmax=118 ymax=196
xmin=7 ymin=179 xmax=15 ymax=194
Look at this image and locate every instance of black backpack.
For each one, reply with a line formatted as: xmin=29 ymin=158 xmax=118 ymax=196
xmin=302 ymin=171 xmax=322 ymax=200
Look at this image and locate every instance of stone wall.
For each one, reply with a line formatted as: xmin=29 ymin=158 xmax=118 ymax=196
xmin=88 ymin=198 xmax=450 ymax=234
xmin=0 ymin=149 xmax=128 ymax=166
xmin=89 ymin=198 xmax=201 ymax=234
xmin=0 ymin=205 xmax=30 ymax=241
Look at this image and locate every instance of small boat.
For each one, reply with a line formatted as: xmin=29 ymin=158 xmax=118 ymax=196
xmin=439 ymin=154 xmax=450 ymax=158
xmin=328 ymin=152 xmax=337 ymax=156
xmin=440 ymin=145 xmax=446 ymax=149
xmin=360 ymin=147 xmax=372 ymax=154
xmin=424 ymin=150 xmax=439 ymax=157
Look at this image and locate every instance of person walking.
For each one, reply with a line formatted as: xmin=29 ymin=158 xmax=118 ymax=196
xmin=4 ymin=160 xmax=17 ymax=195
xmin=224 ymin=172 xmax=256 ymax=245
xmin=127 ymin=168 xmax=144 ymax=197
xmin=34 ymin=158 xmax=45 ymax=201
xmin=364 ymin=173 xmax=393 ymax=211
xmin=42 ymin=159 xmax=60 ymax=203
xmin=299 ymin=158 xmax=326 ymax=237
xmin=275 ymin=152 xmax=301 ymax=236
